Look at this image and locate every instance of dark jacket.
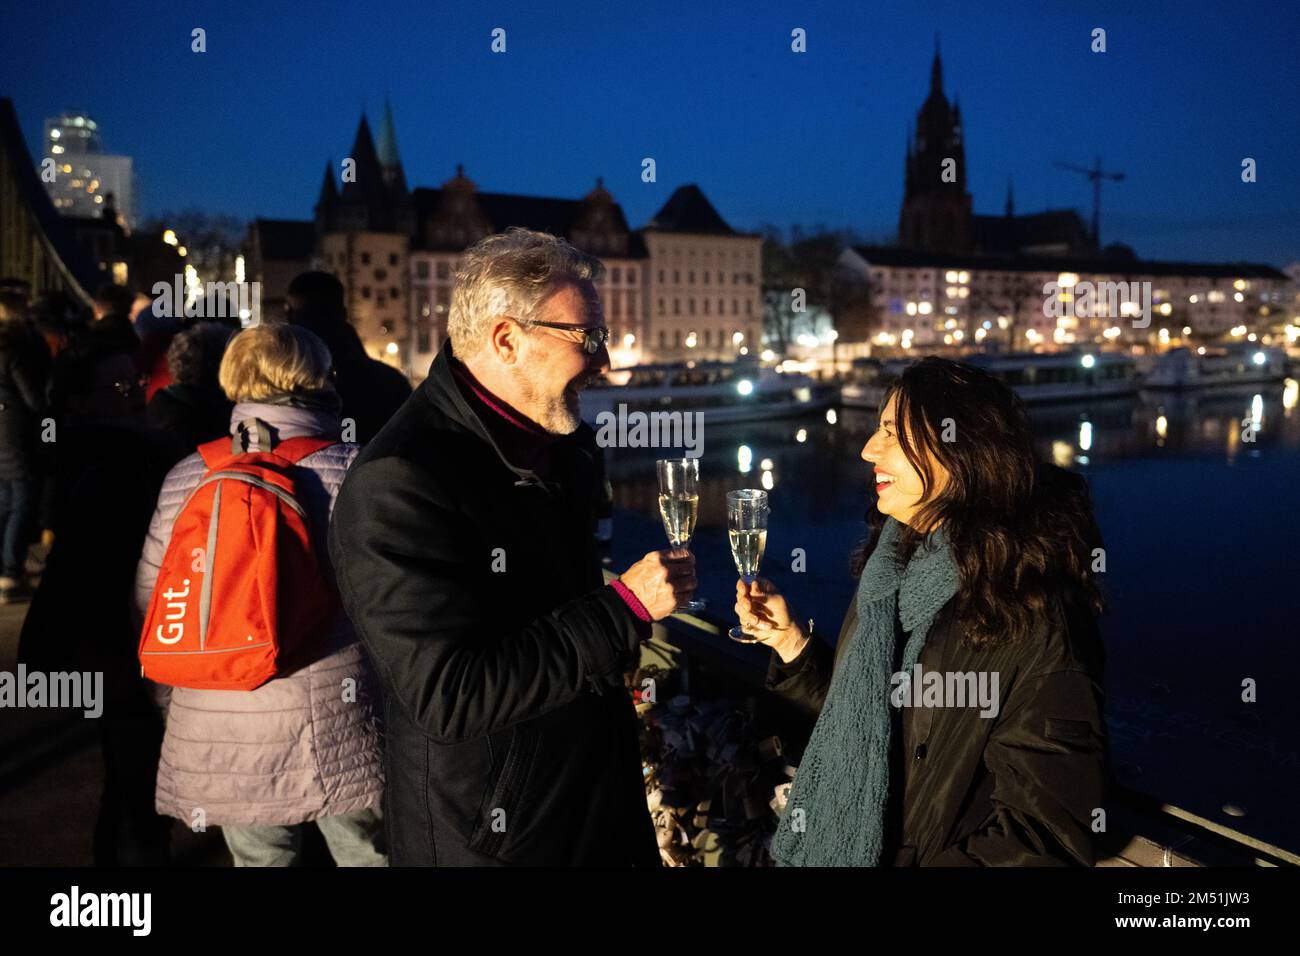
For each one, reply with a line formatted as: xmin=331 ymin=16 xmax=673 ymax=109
xmin=328 ymin=344 xmax=658 ymax=866
xmin=0 ymin=321 xmax=51 ymax=480
xmin=312 ymin=321 xmax=411 ymax=444
xmin=50 ymin=312 xmax=144 ymax=421
xmin=768 ymin=586 xmax=1106 ymax=866
xmin=19 ymin=418 xmax=179 ymax=703
xmin=145 ymin=382 xmax=233 ymax=457
xmin=20 ymin=310 xmax=168 ymax=695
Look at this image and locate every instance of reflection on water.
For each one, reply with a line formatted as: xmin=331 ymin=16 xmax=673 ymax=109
xmin=606 ymin=381 xmax=1300 ymax=851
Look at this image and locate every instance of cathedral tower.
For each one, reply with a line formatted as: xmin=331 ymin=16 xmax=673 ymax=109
xmin=897 ymin=37 xmax=972 ymax=252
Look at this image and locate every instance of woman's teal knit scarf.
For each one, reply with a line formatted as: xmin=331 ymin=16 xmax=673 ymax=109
xmin=771 ymin=516 xmax=960 ymax=866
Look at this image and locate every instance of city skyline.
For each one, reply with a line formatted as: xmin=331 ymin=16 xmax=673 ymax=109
xmin=3 ymin=0 xmax=1297 ymax=266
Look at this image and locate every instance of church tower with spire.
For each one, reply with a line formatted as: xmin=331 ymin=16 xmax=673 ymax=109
xmin=333 ymin=108 xmax=412 ymax=234
xmin=376 ymin=98 xmax=409 ymax=199
xmin=897 ymin=37 xmax=972 ymax=252
xmin=316 ymin=104 xmax=414 ymax=371
xmin=314 ymin=160 xmax=338 ymax=233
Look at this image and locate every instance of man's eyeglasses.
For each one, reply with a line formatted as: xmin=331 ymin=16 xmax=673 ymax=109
xmin=527 ymin=320 xmax=610 ymax=355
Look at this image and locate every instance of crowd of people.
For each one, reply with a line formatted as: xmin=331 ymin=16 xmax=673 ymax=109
xmin=4 ymin=270 xmax=413 ymax=865
xmin=4 ymin=225 xmax=1106 ymax=868
xmin=4 ymin=243 xmax=692 ymax=868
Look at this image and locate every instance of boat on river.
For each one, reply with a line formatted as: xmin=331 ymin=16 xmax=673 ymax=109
xmin=841 ymin=351 xmax=1139 ymax=406
xmin=1142 ymin=345 xmax=1287 ymax=390
xmin=580 ymin=361 xmax=835 ymax=425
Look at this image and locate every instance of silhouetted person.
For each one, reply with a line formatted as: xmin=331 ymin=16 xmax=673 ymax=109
xmin=132 ymin=290 xmax=181 ymax=403
xmin=0 ymin=291 xmax=49 ymax=602
xmin=50 ymin=283 xmax=144 ymax=421
xmin=30 ymin=288 xmax=86 ymax=364
xmin=20 ymin=283 xmax=176 ymax=866
xmin=28 ymin=290 xmax=84 ymax=550
xmin=146 ymin=322 xmax=234 ymax=457
xmin=284 ymin=271 xmax=411 ymax=443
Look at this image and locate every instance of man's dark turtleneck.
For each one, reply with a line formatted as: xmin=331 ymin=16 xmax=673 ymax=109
xmin=449 ymin=356 xmax=561 ymax=479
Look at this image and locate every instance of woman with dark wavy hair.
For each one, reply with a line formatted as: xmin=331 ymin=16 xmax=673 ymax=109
xmin=736 ymin=356 xmax=1107 ymax=866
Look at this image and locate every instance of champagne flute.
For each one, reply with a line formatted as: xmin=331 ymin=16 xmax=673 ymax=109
xmin=727 ymin=489 xmax=769 ymax=643
xmin=656 ymin=457 xmax=705 ymax=612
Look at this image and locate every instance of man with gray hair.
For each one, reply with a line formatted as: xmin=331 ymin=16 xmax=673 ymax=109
xmin=329 ymin=228 xmax=695 ymax=866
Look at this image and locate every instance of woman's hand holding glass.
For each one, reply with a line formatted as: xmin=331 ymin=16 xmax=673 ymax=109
xmin=733 ymin=577 xmax=809 ymax=662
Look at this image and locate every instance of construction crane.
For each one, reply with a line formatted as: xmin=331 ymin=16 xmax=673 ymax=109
xmin=1053 ymin=155 xmax=1125 ymax=249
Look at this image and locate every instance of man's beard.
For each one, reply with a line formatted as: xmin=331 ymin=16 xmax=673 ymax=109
xmin=512 ymin=365 xmax=586 ymax=435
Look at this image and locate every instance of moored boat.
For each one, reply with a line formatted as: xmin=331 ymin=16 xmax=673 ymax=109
xmin=1142 ymin=345 xmax=1287 ymax=390
xmin=580 ymin=361 xmax=835 ymax=425
xmin=841 ymin=351 xmax=1139 ymax=406
xmin=966 ymin=351 xmax=1139 ymax=402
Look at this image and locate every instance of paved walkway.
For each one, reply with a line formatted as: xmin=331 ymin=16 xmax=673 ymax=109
xmin=0 ymin=575 xmax=229 ymax=866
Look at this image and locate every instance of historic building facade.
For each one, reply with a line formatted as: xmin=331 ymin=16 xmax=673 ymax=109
xmin=247 ymin=100 xmax=755 ymax=376
xmin=844 ymin=43 xmax=1290 ymax=352
xmin=313 ymin=102 xmax=414 ymax=371
xmin=641 ymin=185 xmax=763 ymax=362
xmin=839 ymin=245 xmax=1289 ymax=350
xmin=406 ymin=171 xmax=649 ymax=374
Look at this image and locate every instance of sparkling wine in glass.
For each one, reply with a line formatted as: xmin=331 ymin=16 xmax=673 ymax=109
xmin=656 ymin=457 xmax=705 ymax=612
xmin=727 ymin=489 xmax=769 ymax=643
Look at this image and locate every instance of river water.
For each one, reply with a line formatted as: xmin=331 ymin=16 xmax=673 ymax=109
xmin=605 ymin=380 xmax=1300 ymax=854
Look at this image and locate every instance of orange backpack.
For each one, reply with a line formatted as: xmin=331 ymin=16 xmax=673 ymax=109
xmin=139 ymin=425 xmax=340 ymax=691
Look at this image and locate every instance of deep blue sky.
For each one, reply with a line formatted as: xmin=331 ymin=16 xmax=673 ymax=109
xmin=4 ymin=0 xmax=1297 ymax=264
